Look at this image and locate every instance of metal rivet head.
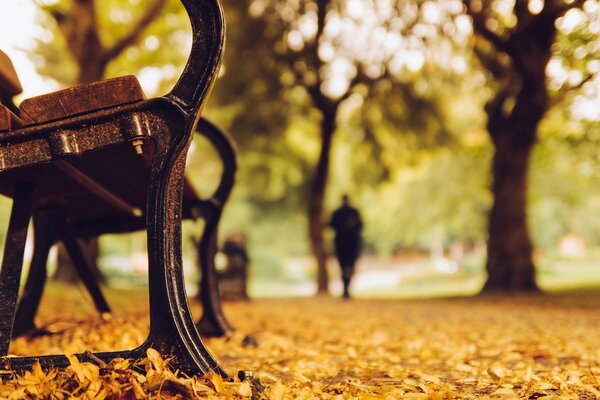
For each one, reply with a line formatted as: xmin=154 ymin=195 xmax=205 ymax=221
xmin=131 ymin=139 xmax=144 ymax=155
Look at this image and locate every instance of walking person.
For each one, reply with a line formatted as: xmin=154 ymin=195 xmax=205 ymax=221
xmin=330 ymin=194 xmax=363 ymax=298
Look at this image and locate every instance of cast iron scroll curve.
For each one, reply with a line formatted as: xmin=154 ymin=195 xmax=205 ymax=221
xmin=12 ymin=118 xmax=238 ymax=339
xmin=193 ymin=118 xmax=237 ymax=337
xmin=0 ymin=0 xmax=227 ymax=377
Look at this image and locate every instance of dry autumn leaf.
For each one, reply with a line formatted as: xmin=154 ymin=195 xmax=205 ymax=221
xmin=146 ymin=348 xmax=165 ymax=373
xmin=209 ymin=371 xmax=225 ymax=394
xmin=237 ymin=380 xmax=253 ymax=397
xmin=266 ymin=380 xmax=287 ymax=400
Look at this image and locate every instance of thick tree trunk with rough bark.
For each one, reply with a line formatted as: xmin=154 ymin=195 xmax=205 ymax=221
xmin=463 ymin=0 xmax=576 ymax=292
xmin=483 ymin=75 xmax=549 ymax=292
xmin=484 ymin=138 xmax=537 ymax=291
xmin=309 ymin=110 xmax=336 ymax=294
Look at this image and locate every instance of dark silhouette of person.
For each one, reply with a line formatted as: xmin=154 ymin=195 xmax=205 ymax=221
xmin=330 ymin=194 xmax=363 ymax=298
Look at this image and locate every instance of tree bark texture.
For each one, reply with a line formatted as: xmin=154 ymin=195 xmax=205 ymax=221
xmin=308 ymin=109 xmax=336 ymax=294
xmin=484 ymin=137 xmax=537 ymax=291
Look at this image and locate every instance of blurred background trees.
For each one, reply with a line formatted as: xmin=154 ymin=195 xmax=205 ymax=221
xmin=5 ymin=0 xmax=600 ymax=296
xmin=237 ymin=0 xmax=453 ymax=292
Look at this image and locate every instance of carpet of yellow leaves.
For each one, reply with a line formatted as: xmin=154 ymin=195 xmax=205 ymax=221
xmin=3 ymin=291 xmax=600 ymax=399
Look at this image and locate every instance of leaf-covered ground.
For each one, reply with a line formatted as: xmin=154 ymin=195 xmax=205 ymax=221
xmin=4 ymin=289 xmax=600 ymax=399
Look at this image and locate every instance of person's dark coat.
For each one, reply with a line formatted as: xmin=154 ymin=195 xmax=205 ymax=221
xmin=330 ymin=205 xmax=363 ymax=267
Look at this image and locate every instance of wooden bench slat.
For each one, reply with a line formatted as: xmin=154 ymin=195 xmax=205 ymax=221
xmin=0 ymin=106 xmax=10 ymax=131
xmin=0 ymin=104 xmax=22 ymax=132
xmin=0 ymin=50 xmax=23 ymax=97
xmin=19 ymin=75 xmax=146 ymax=125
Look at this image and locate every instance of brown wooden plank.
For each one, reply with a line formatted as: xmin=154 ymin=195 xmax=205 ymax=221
xmin=0 ymin=105 xmax=10 ymax=131
xmin=0 ymin=104 xmax=22 ymax=132
xmin=19 ymin=75 xmax=145 ymax=125
xmin=0 ymin=50 xmax=23 ymax=97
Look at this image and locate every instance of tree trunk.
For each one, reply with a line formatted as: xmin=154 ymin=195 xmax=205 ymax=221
xmin=77 ymin=59 xmax=108 ymax=84
xmin=483 ymin=75 xmax=548 ymax=292
xmin=483 ymin=136 xmax=538 ymax=292
xmin=465 ymin=0 xmax=567 ymax=293
xmin=479 ymin=21 xmax=555 ymax=294
xmin=308 ymin=110 xmax=336 ymax=294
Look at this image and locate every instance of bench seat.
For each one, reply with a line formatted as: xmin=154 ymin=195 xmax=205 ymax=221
xmin=19 ymin=76 xmax=145 ymax=125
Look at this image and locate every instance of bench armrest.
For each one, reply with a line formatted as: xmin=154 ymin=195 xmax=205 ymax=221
xmin=168 ymin=0 xmax=225 ymax=118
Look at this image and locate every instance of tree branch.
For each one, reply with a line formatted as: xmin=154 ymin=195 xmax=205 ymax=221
xmin=484 ymin=81 xmax=512 ymax=141
xmin=103 ymin=0 xmax=167 ymax=62
xmin=336 ymin=67 xmax=374 ymax=103
xmin=513 ymin=0 xmax=534 ymax=33
xmin=513 ymin=0 xmax=585 ymax=40
xmin=549 ymin=73 xmax=594 ymax=108
xmin=463 ymin=0 xmax=511 ymax=55
xmin=472 ymin=44 xmax=511 ymax=80
xmin=544 ymin=0 xmax=586 ymax=18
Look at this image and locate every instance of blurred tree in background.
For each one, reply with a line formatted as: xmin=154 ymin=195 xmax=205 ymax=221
xmin=242 ymin=0 xmax=464 ymax=292
xmin=40 ymin=0 xmax=167 ymax=84
xmin=34 ymin=0 xmax=188 ymax=87
xmin=464 ymin=0 xmax=599 ymax=292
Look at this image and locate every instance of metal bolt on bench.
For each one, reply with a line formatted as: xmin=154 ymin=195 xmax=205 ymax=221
xmin=0 ymin=0 xmax=229 ymax=376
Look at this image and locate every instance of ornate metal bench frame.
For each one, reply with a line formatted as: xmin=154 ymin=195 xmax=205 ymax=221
xmin=12 ymin=117 xmax=237 ymax=339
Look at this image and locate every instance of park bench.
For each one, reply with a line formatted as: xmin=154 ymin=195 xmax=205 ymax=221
xmin=11 ymin=117 xmax=237 ymax=339
xmin=0 ymin=0 xmax=230 ymax=376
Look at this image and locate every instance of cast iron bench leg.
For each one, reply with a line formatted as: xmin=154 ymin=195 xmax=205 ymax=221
xmin=12 ymin=214 xmax=55 ymax=336
xmin=50 ymin=214 xmax=111 ymax=314
xmin=195 ymin=119 xmax=237 ymax=337
xmin=141 ymin=124 xmax=226 ymax=375
xmin=13 ymin=213 xmax=111 ymax=337
xmin=0 ymin=185 xmax=33 ymax=355
xmin=197 ymin=201 xmax=234 ymax=336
